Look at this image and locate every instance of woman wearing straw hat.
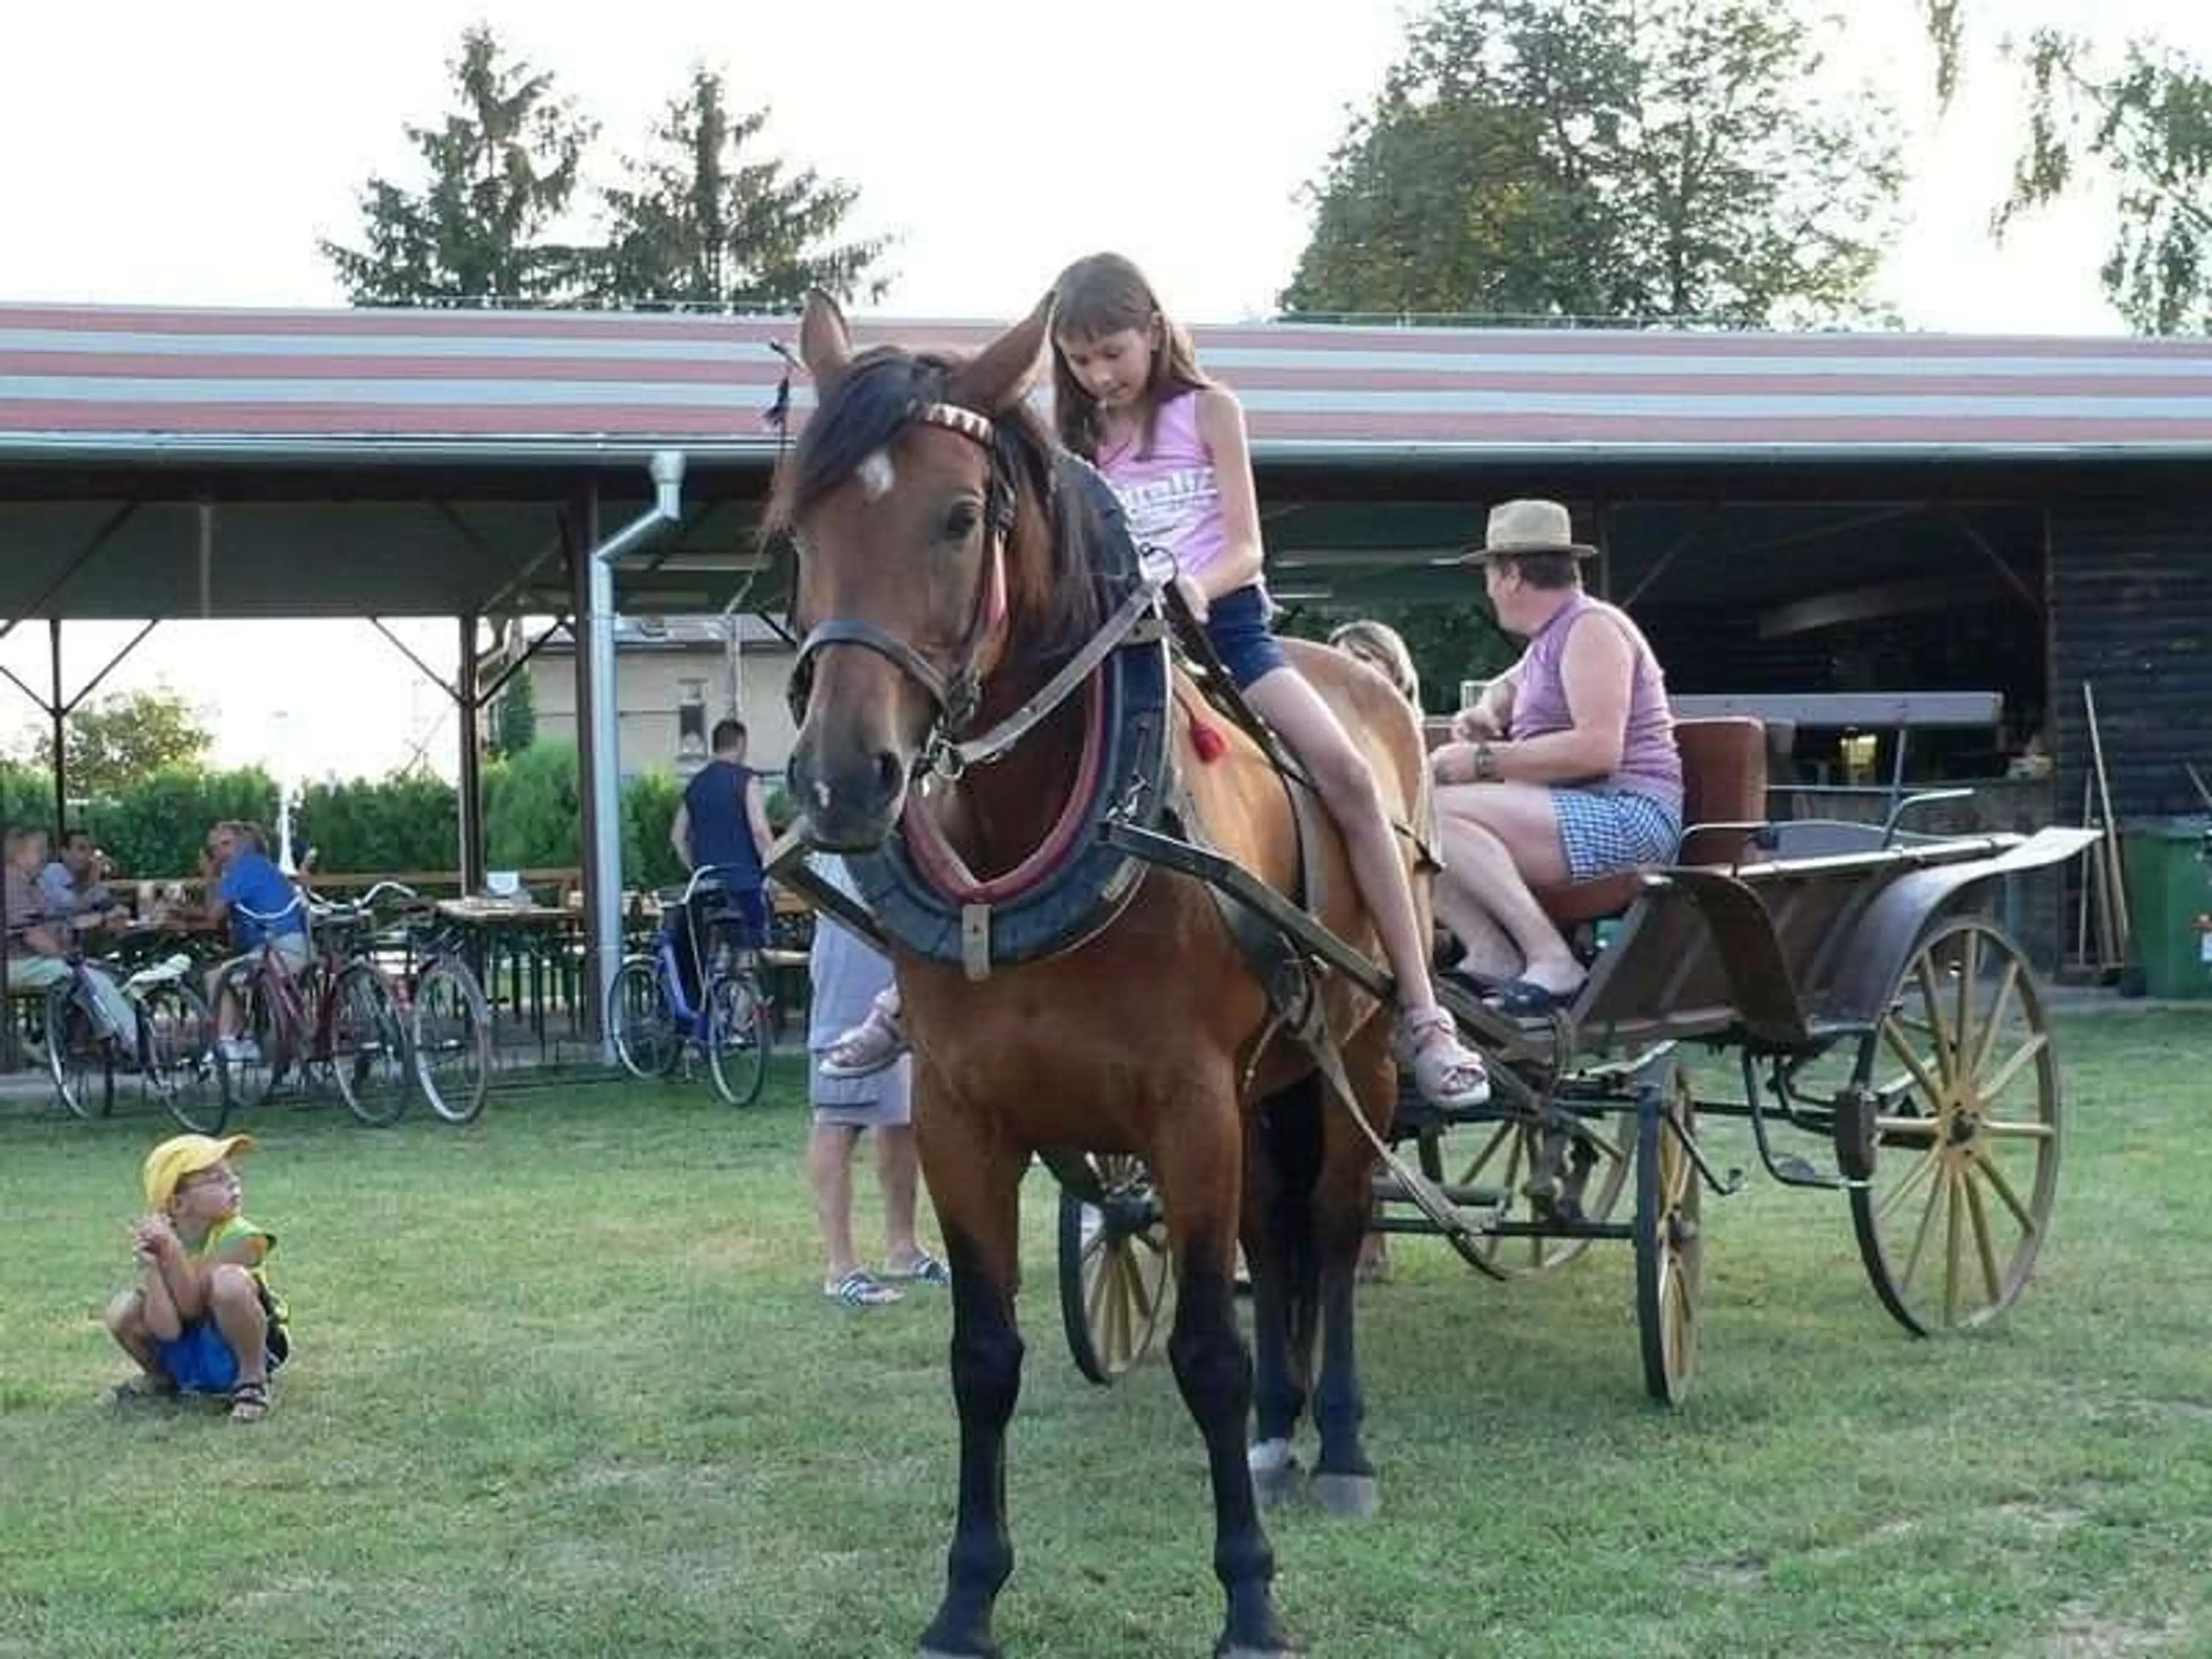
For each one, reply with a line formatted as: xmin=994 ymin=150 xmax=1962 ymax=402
xmin=1430 ymin=500 xmax=1683 ymax=1016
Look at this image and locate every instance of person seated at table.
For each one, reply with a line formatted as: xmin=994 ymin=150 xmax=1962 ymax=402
xmin=669 ymin=718 xmax=777 ymax=982
xmin=41 ymin=827 xmax=124 ymax=933
xmin=4 ymin=825 xmax=137 ymax=1047
xmin=200 ymin=821 xmax=310 ymax=1062
xmin=1428 ymin=501 xmax=1684 ymax=1017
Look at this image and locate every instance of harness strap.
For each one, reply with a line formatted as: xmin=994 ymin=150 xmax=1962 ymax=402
xmin=931 ymin=581 xmax=1165 ymax=778
xmin=1152 ymin=802 xmax=1497 ymax=1260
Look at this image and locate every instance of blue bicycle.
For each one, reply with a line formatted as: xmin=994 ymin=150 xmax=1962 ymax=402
xmin=605 ymin=864 xmax=774 ymax=1105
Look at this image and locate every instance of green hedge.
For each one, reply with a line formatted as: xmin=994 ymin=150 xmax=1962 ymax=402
xmin=1 ymin=741 xmax=691 ymax=889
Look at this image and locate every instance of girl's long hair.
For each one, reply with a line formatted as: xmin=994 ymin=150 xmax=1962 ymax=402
xmin=1050 ymin=252 xmax=1211 ymax=462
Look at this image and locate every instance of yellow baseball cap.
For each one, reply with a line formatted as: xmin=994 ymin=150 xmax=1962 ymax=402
xmin=142 ymin=1133 xmax=256 ymax=1209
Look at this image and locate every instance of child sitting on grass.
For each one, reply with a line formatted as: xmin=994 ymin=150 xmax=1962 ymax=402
xmin=104 ymin=1133 xmax=290 ymax=1423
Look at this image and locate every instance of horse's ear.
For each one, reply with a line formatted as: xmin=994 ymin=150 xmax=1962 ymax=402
xmin=798 ymin=289 xmax=853 ymax=389
xmin=949 ymin=290 xmax=1054 ymax=415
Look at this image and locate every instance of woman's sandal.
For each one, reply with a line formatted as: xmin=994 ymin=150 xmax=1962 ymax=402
xmin=227 ymin=1378 xmax=271 ymax=1424
xmin=1396 ymin=1007 xmax=1492 ymax=1109
xmin=820 ymin=997 xmax=910 ymax=1080
xmin=825 ymin=1268 xmax=903 ymax=1307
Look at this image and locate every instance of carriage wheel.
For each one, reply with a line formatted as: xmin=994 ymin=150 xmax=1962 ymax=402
xmin=1058 ymin=1153 xmax=1172 ymax=1387
xmin=1846 ymin=916 xmax=2059 ymax=1338
xmin=1634 ymin=1064 xmax=1702 ymax=1406
xmin=1447 ymin=1109 xmax=1635 ymax=1281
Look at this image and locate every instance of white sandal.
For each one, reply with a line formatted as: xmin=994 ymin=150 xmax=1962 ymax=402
xmin=820 ymin=994 xmax=909 ymax=1080
xmin=1396 ymin=1006 xmax=1491 ymax=1108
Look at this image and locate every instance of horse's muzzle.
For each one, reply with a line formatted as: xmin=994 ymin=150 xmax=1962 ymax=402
xmin=787 ymin=733 xmax=910 ymax=852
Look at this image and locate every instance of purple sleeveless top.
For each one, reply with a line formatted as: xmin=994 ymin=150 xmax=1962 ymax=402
xmin=1097 ymin=392 xmax=1236 ymax=583
xmin=1510 ymin=592 xmax=1682 ymax=813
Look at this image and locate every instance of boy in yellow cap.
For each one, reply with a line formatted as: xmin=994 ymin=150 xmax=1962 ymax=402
xmin=104 ymin=1133 xmax=289 ymax=1422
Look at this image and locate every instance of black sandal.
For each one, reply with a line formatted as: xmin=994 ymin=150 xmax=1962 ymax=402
xmin=227 ymin=1378 xmax=271 ymax=1423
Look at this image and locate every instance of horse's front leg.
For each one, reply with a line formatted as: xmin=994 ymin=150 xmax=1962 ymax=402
xmin=1158 ymin=1091 xmax=1294 ymax=1659
xmin=916 ymin=1111 xmax=1027 ymax=1659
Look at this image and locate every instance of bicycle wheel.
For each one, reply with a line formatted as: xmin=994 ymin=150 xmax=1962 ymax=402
xmin=411 ymin=955 xmax=493 ymax=1124
xmin=330 ymin=963 xmax=410 ymax=1127
xmin=43 ymin=979 xmax=113 ymax=1121
xmin=608 ymin=958 xmax=681 ymax=1081
xmin=704 ymin=970 xmax=772 ymax=1107
xmin=139 ymin=979 xmax=227 ymax=1134
xmin=215 ymin=963 xmax=285 ymax=1111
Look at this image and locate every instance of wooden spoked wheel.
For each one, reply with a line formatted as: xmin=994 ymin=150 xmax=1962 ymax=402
xmin=1847 ymin=916 xmax=2060 ymax=1337
xmin=1446 ymin=1109 xmax=1635 ymax=1281
xmin=1634 ymin=1063 xmax=1702 ymax=1406
xmin=1058 ymin=1153 xmax=1172 ymax=1387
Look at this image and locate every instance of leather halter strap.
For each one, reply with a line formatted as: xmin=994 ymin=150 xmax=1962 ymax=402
xmin=787 ymin=402 xmax=1012 ymax=744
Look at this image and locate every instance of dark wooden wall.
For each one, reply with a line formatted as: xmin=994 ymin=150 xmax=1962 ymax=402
xmin=2047 ymin=503 xmax=2212 ymax=824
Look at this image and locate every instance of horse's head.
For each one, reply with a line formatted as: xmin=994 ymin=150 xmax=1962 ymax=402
xmin=777 ymin=290 xmax=1090 ymax=850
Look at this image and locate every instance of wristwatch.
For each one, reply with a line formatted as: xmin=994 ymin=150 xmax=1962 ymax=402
xmin=1472 ymin=741 xmax=1498 ymax=782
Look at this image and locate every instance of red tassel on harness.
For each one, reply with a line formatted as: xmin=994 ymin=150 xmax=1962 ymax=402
xmin=1189 ymin=719 xmax=1229 ymax=763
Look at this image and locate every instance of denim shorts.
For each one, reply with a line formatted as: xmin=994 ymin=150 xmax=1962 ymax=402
xmin=154 ymin=1314 xmax=290 ymax=1395
xmin=1552 ymin=787 xmax=1683 ymax=882
xmin=1203 ymin=584 xmax=1290 ymax=691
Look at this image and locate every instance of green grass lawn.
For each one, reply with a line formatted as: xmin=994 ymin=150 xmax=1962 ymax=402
xmin=2 ymin=1012 xmax=2209 ymax=1658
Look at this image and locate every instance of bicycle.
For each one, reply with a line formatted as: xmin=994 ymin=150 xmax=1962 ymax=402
xmin=213 ymin=882 xmax=412 ymax=1126
xmin=41 ymin=946 xmax=224 ymax=1133
xmin=378 ymin=884 xmax=495 ymax=1126
xmin=606 ymin=865 xmax=775 ymax=1107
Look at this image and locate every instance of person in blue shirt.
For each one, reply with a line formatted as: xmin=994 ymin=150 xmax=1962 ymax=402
xmin=201 ymin=821 xmax=309 ymax=1062
xmin=669 ymin=719 xmax=776 ymax=979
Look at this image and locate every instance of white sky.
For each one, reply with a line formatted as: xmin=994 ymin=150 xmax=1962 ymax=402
xmin=3 ymin=0 xmax=2207 ymax=782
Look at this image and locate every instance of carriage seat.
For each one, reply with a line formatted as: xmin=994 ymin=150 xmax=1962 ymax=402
xmin=1532 ymin=717 xmax=1768 ymax=926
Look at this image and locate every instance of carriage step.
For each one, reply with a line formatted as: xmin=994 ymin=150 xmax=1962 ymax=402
xmin=1371 ymin=1173 xmax=1505 ymax=1210
xmin=1388 ymin=1092 xmax=1502 ymax=1139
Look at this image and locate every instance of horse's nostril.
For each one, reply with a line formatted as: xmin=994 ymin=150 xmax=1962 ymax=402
xmin=873 ymin=751 xmax=903 ymax=797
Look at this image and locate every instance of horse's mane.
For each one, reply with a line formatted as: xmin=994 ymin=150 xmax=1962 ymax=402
xmin=768 ymin=346 xmax=1112 ymax=665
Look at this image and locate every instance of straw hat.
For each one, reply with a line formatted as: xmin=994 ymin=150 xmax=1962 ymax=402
xmin=1457 ymin=499 xmax=1599 ymax=562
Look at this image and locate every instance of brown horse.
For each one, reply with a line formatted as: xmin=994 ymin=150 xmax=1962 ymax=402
xmin=779 ymin=290 xmax=1431 ymax=1659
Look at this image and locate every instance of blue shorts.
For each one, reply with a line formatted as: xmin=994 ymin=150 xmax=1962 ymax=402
xmin=154 ymin=1316 xmax=290 ymax=1395
xmin=1552 ymin=788 xmax=1683 ymax=882
xmin=1202 ymin=585 xmax=1290 ymax=691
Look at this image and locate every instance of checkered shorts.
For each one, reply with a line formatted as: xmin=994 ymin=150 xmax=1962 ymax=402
xmin=1551 ymin=787 xmax=1683 ymax=882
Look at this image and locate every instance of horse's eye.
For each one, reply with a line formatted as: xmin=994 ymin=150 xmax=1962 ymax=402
xmin=942 ymin=501 xmax=981 ymax=542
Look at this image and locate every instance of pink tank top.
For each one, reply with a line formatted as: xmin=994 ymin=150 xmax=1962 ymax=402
xmin=1097 ymin=391 xmax=1234 ymax=582
xmin=1510 ymin=592 xmax=1683 ymax=813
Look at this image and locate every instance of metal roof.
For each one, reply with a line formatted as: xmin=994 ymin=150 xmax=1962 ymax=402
xmin=6 ymin=302 xmax=2212 ymax=623
xmin=12 ymin=302 xmax=2212 ymax=463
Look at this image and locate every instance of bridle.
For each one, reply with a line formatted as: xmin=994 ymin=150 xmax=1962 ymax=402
xmin=785 ymin=400 xmax=1016 ymax=760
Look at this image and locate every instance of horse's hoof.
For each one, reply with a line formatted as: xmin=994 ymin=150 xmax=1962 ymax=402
xmin=1309 ymin=1471 xmax=1380 ymax=1519
xmin=1247 ymin=1438 xmax=1305 ymax=1507
xmin=1219 ymin=1647 xmax=1300 ymax=1659
xmin=919 ymin=1648 xmax=998 ymax=1659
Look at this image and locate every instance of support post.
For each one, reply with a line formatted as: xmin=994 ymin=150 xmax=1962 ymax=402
xmin=457 ymin=615 xmax=487 ymax=895
xmin=48 ymin=619 xmax=66 ymax=835
xmin=571 ymin=493 xmax=608 ymax=1043
xmin=578 ymin=452 xmax=687 ymax=1063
